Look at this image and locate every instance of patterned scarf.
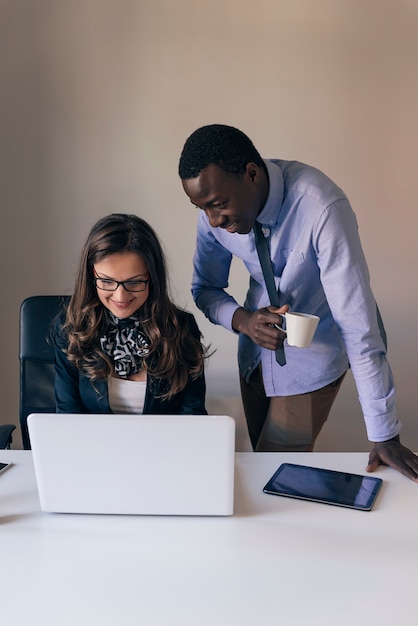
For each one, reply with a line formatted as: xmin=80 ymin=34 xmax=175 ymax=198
xmin=100 ymin=312 xmax=150 ymax=377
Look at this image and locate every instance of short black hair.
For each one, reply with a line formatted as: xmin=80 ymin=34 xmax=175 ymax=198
xmin=178 ymin=124 xmax=265 ymax=179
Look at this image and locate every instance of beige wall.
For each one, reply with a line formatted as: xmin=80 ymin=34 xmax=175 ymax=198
xmin=1 ymin=0 xmax=417 ymax=451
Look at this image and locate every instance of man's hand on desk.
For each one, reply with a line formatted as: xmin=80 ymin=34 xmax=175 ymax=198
xmin=366 ymin=436 xmax=418 ymax=482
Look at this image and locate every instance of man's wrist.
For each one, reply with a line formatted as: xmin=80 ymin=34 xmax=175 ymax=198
xmin=374 ymin=434 xmax=400 ymax=445
xmin=232 ymin=307 xmax=250 ymax=334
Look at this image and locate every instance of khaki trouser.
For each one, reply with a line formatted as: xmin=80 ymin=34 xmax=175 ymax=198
xmin=240 ymin=364 xmax=346 ymax=452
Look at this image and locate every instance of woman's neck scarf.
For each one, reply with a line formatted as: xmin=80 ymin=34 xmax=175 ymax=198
xmin=100 ymin=312 xmax=149 ymax=377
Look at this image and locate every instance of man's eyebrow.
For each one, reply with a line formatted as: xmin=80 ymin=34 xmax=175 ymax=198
xmin=189 ymin=197 xmax=224 ymax=209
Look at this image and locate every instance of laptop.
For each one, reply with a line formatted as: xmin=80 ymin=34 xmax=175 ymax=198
xmin=27 ymin=413 xmax=235 ymax=516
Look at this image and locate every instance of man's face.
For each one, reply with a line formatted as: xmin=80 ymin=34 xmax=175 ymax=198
xmin=182 ymin=163 xmax=265 ymax=235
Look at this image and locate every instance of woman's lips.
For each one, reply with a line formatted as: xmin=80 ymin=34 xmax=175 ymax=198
xmin=112 ymin=300 xmax=133 ymax=308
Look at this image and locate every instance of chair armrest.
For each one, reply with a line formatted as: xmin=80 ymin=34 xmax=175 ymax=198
xmin=0 ymin=424 xmax=16 ymax=449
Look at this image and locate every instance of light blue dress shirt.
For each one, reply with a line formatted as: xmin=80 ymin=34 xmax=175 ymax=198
xmin=191 ymin=159 xmax=400 ymax=442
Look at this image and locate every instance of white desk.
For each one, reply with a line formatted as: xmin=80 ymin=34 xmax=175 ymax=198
xmin=1 ymin=450 xmax=417 ymax=626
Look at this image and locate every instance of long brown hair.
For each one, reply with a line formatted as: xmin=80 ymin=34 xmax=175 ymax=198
xmin=63 ymin=213 xmax=209 ymax=398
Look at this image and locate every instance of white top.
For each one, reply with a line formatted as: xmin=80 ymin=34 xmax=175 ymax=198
xmin=108 ymin=375 xmax=146 ymax=413
xmin=1 ymin=450 xmax=417 ymax=626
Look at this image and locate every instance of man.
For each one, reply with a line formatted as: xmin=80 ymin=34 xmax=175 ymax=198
xmin=178 ymin=123 xmax=418 ymax=481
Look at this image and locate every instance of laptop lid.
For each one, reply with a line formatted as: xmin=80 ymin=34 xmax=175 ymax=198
xmin=27 ymin=413 xmax=235 ymax=516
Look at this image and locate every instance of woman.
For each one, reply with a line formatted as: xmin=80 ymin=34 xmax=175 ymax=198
xmin=53 ymin=213 xmax=209 ymax=415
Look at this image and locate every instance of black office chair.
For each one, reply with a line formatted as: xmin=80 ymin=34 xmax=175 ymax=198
xmin=0 ymin=424 xmax=16 ymax=449
xmin=19 ymin=295 xmax=70 ymax=449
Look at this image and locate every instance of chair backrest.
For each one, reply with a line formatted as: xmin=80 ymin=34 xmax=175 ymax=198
xmin=19 ymin=295 xmax=70 ymax=449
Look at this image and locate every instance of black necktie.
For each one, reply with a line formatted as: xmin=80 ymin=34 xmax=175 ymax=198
xmin=253 ymin=221 xmax=286 ymax=366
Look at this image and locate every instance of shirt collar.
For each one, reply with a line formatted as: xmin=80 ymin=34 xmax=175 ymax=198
xmin=255 ymin=159 xmax=284 ymax=226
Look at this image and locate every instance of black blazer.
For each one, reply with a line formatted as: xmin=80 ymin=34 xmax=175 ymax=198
xmin=53 ymin=312 xmax=207 ymax=415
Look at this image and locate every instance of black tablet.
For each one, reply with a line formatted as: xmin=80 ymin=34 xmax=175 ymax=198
xmin=263 ymin=463 xmax=383 ymax=511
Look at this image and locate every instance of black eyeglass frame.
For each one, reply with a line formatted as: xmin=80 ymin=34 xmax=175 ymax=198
xmin=93 ymin=277 xmax=150 ymax=293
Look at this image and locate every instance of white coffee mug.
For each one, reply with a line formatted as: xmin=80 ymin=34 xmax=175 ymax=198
xmin=276 ymin=312 xmax=320 ymax=348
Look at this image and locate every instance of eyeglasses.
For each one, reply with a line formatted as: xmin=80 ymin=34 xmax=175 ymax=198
xmin=94 ymin=277 xmax=150 ymax=292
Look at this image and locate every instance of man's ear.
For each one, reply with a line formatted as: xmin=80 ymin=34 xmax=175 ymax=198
xmin=246 ymin=162 xmax=258 ymax=182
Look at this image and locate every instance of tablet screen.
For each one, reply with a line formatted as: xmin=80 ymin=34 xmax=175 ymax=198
xmin=263 ymin=463 xmax=383 ymax=510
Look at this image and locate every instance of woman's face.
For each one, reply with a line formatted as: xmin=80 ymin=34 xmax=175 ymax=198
xmin=93 ymin=251 xmax=150 ymax=319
